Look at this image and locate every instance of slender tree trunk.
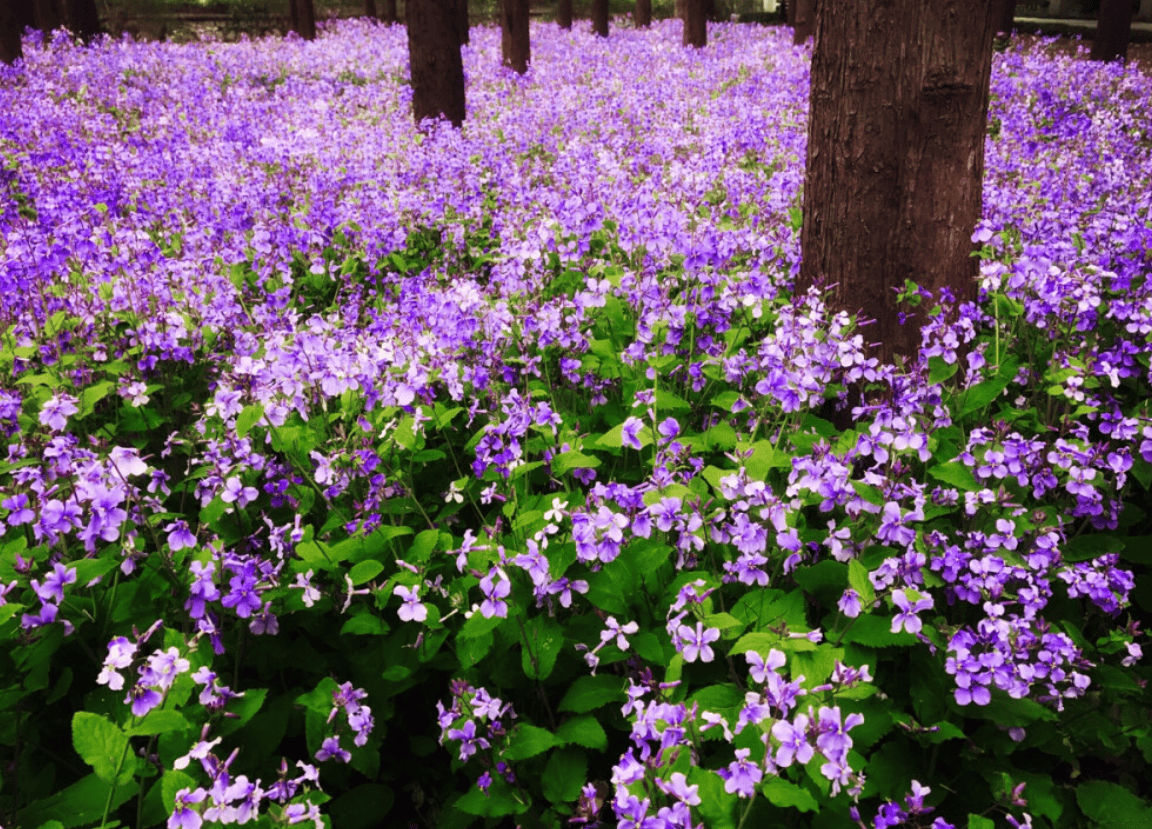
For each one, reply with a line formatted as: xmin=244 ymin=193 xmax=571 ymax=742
xmin=591 ymin=0 xmax=607 ymax=36
xmin=501 ymin=0 xmax=529 ymax=72
xmin=1091 ymin=0 xmax=1134 ymax=61
xmin=456 ymin=0 xmax=468 ymax=45
xmin=66 ymin=0 xmax=100 ymax=40
xmin=365 ymin=0 xmax=377 ymax=19
xmin=634 ymin=0 xmax=651 ymax=28
xmin=792 ymin=0 xmax=814 ymax=43
xmin=289 ymin=0 xmax=315 ymax=38
xmin=1 ymin=0 xmax=27 ymax=63
xmin=556 ymin=0 xmax=572 ymax=29
xmin=784 ymin=0 xmax=795 ymax=27
xmin=799 ymin=0 xmax=999 ymax=367
xmin=676 ymin=0 xmax=686 ymax=20
xmin=289 ymin=0 xmax=299 ymax=34
xmin=407 ymin=0 xmax=466 ymax=127
xmin=996 ymin=0 xmax=1015 ymax=37
xmin=383 ymin=0 xmax=397 ymax=23
xmin=684 ymin=0 xmax=705 ymax=46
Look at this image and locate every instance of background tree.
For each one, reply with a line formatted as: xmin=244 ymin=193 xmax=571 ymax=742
xmin=33 ymin=0 xmax=63 ymax=36
xmin=67 ymin=0 xmax=99 ymax=40
xmin=792 ymin=0 xmax=814 ymax=43
xmin=290 ymin=0 xmax=316 ymax=39
xmin=364 ymin=0 xmax=377 ymax=20
xmin=1091 ymin=0 xmax=1134 ymax=61
xmin=799 ymin=0 xmax=999 ymax=366
xmin=591 ymin=0 xmax=607 ymax=36
xmin=1 ymin=0 xmax=28 ymax=63
xmin=997 ymin=0 xmax=1016 ymax=37
xmin=407 ymin=0 xmax=466 ymax=127
xmin=683 ymin=0 xmax=704 ymax=46
xmin=501 ymin=0 xmax=529 ymax=72
xmin=383 ymin=0 xmax=397 ymax=23
xmin=556 ymin=0 xmax=572 ymax=29
xmin=635 ymin=0 xmax=651 ymax=28
xmin=457 ymin=0 xmax=469 ymax=45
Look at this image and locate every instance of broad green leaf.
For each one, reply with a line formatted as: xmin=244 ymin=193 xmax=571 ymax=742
xmin=552 ymin=450 xmax=601 ymax=475
xmin=126 ymin=710 xmax=190 ymax=737
xmin=329 ymin=784 xmax=396 ymax=829
xmin=521 ymin=615 xmax=564 ymax=681
xmin=72 ymin=712 xmax=135 ymax=785
xmin=349 ymin=559 xmax=384 ymax=585
xmin=215 ymin=688 xmax=269 ymax=736
xmin=763 ymin=777 xmax=818 ymax=812
xmin=161 ymin=770 xmax=197 ymax=812
xmin=848 ymin=559 xmax=876 ymax=605
xmin=504 ymin=724 xmax=562 ymax=761
xmin=558 ymin=675 xmax=626 ymax=713
xmin=542 ymin=747 xmax=587 ymax=803
xmin=235 ymin=403 xmax=264 ymax=437
xmin=19 ymin=773 xmax=138 ymax=829
xmin=555 ymin=715 xmax=608 ymax=751
xmin=927 ymin=462 xmax=979 ymax=492
xmin=968 ymin=816 xmax=995 ymax=829
xmin=928 ymin=356 xmax=959 ymax=385
xmin=1075 ymin=781 xmax=1152 ymax=828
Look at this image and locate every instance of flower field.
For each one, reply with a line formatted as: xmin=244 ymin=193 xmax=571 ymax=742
xmin=1 ymin=17 xmax=1151 ymax=829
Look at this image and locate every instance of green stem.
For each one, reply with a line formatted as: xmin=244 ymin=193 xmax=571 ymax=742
xmin=100 ymin=724 xmax=135 ymax=828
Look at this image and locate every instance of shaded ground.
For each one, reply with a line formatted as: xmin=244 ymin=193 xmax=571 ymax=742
xmin=1014 ymin=32 xmax=1152 ymax=72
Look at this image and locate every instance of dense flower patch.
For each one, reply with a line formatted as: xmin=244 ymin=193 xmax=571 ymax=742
xmin=1 ymin=17 xmax=1150 ymax=829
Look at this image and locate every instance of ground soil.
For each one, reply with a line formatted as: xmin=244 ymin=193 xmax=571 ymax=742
xmin=1014 ymin=32 xmax=1152 ymax=72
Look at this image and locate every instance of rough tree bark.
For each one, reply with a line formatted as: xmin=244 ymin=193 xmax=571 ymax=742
xmin=365 ymin=0 xmax=377 ymax=19
xmin=501 ymin=0 xmax=529 ymax=72
xmin=635 ymin=0 xmax=651 ymax=28
xmin=290 ymin=0 xmax=316 ymax=39
xmin=557 ymin=0 xmax=572 ymax=29
xmin=383 ymin=0 xmax=397 ymax=23
xmin=457 ymin=0 xmax=469 ymax=45
xmin=591 ymin=0 xmax=607 ymax=36
xmin=407 ymin=0 xmax=466 ymax=127
xmin=676 ymin=0 xmax=686 ymax=19
xmin=798 ymin=0 xmax=999 ymax=367
xmin=1091 ymin=0 xmax=1134 ymax=61
xmin=792 ymin=0 xmax=814 ymax=43
xmin=684 ymin=0 xmax=705 ymax=46
xmin=33 ymin=0 xmax=63 ymax=35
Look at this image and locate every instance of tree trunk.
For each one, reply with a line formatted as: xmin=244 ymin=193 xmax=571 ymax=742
xmin=634 ymin=0 xmax=651 ymax=28
xmin=1 ymin=0 xmax=27 ymax=63
xmin=792 ymin=0 xmax=814 ymax=43
xmin=383 ymin=0 xmax=397 ymax=23
xmin=365 ymin=0 xmax=377 ymax=19
xmin=456 ymin=0 xmax=468 ymax=45
xmin=676 ymin=0 xmax=686 ymax=19
xmin=66 ymin=0 xmax=100 ymax=40
xmin=684 ymin=0 xmax=705 ymax=46
xmin=591 ymin=0 xmax=607 ymax=36
xmin=784 ymin=0 xmax=795 ymax=27
xmin=501 ymin=0 xmax=529 ymax=72
xmin=996 ymin=0 xmax=1015 ymax=37
xmin=289 ymin=0 xmax=298 ymax=34
xmin=33 ymin=0 xmax=63 ymax=35
xmin=407 ymin=0 xmax=466 ymax=127
xmin=290 ymin=0 xmax=316 ymax=39
xmin=1091 ymin=0 xmax=1134 ymax=61
xmin=799 ymin=0 xmax=999 ymax=367
xmin=556 ymin=0 xmax=572 ymax=29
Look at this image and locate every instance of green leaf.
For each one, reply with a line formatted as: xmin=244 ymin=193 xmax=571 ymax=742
xmin=558 ymin=675 xmax=626 ymax=713
xmin=968 ymin=816 xmax=995 ymax=829
xmin=1075 ymin=781 xmax=1152 ymax=828
xmin=329 ymin=784 xmax=396 ymax=829
xmin=340 ymin=613 xmax=389 ymax=636
xmin=78 ymin=380 xmax=115 ymax=418
xmin=504 ymin=725 xmax=562 ymax=761
xmin=126 ymin=710 xmax=190 ymax=737
xmin=72 ymin=712 xmax=135 ymax=785
xmin=160 ymin=770 xmax=197 ymax=812
xmin=928 ymin=356 xmax=959 ymax=385
xmin=552 ymin=450 xmax=601 ymax=475
xmin=456 ymin=776 xmax=529 ymax=817
xmin=763 ymin=777 xmax=819 ymax=812
xmin=19 ymin=773 xmax=139 ymax=829
xmin=349 ymin=559 xmax=384 ymax=585
xmin=847 ymin=559 xmax=876 ymax=605
xmin=555 ymin=715 xmax=608 ymax=751
xmin=460 ymin=611 xmax=504 ymax=640
xmin=521 ymin=615 xmax=564 ymax=681
xmin=1063 ymin=534 xmax=1124 ymax=563
xmin=957 ymin=355 xmax=1019 ymax=417
xmin=690 ymin=766 xmax=736 ymax=829
xmin=542 ymin=747 xmax=587 ymax=803
xmin=842 ymin=615 xmax=918 ymax=648
xmin=927 ymin=462 xmax=980 ymax=492
xmin=215 ymin=688 xmax=269 ymax=735
xmin=235 ymin=403 xmax=264 ymax=437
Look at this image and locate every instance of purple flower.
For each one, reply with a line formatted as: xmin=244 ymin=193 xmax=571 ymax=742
xmin=168 ymin=787 xmax=207 ymax=829
xmin=97 ymin=636 xmax=138 ymax=691
xmin=221 ymin=574 xmax=262 ymax=618
xmin=32 ymin=562 xmax=76 ymax=604
xmin=446 ymin=719 xmax=489 ymax=761
xmin=655 ymin=771 xmax=700 ymax=805
xmin=838 ymin=588 xmax=863 ymax=618
xmin=39 ymin=394 xmax=79 ymax=431
xmin=891 ymin=589 xmax=934 ymax=635
xmin=315 ymin=736 xmax=351 ymax=763
xmin=478 ymin=570 xmax=510 ymax=619
xmin=166 ymin=521 xmax=197 ymax=551
xmin=620 ymin=416 xmax=644 ymax=450
xmin=394 ymin=584 xmax=428 ymax=622
xmin=128 ymin=685 xmax=164 ymax=717
xmin=185 ymin=561 xmax=220 ymax=619
xmin=3 ymin=493 xmax=35 ymax=526
xmin=678 ymin=622 xmax=720 ymax=663
xmin=772 ymin=713 xmax=813 ymax=767
xmin=720 ymin=747 xmax=763 ymax=797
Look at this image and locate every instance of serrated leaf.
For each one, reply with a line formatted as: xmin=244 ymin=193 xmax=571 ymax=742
xmin=968 ymin=815 xmax=995 ymax=829
xmin=928 ymin=356 xmax=959 ymax=385
xmin=558 ymin=675 xmax=625 ymax=713
xmin=235 ymin=403 xmax=264 ymax=437
xmin=1075 ymin=781 xmax=1152 ymax=828
xmin=72 ymin=712 xmax=134 ymax=785
xmin=555 ymin=715 xmax=608 ymax=750
xmin=762 ymin=776 xmax=818 ymax=812
xmin=552 ymin=450 xmax=601 ymax=475
xmin=126 ymin=710 xmax=190 ymax=737
xmin=349 ymin=559 xmax=384 ymax=585
xmin=521 ymin=615 xmax=564 ymax=680
xmin=504 ymin=725 xmax=562 ymax=761
xmin=161 ymin=770 xmax=197 ymax=812
xmin=542 ymin=747 xmax=587 ymax=803
xmin=848 ymin=559 xmax=876 ymax=605
xmin=928 ymin=462 xmax=979 ymax=492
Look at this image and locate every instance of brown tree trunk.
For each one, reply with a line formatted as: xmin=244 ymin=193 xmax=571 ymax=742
xmin=1 ymin=0 xmax=28 ymax=63
xmin=634 ymin=0 xmax=651 ymax=28
xmin=365 ymin=0 xmax=377 ymax=18
xmin=785 ymin=0 xmax=795 ymax=27
xmin=383 ymin=0 xmax=397 ymax=22
xmin=792 ymin=0 xmax=814 ymax=43
xmin=289 ymin=0 xmax=298 ymax=34
xmin=65 ymin=0 xmax=99 ymax=40
xmin=996 ymin=0 xmax=1015 ymax=36
xmin=407 ymin=0 xmax=466 ymax=127
xmin=799 ymin=0 xmax=999 ymax=367
xmin=683 ymin=0 xmax=705 ymax=46
xmin=591 ymin=0 xmax=607 ymax=36
xmin=501 ymin=0 xmax=529 ymax=72
xmin=1091 ymin=0 xmax=1134 ymax=61
xmin=676 ymin=0 xmax=686 ymax=19
xmin=556 ymin=0 xmax=572 ymax=29
xmin=456 ymin=0 xmax=468 ymax=45
xmin=33 ymin=0 xmax=63 ymax=35
xmin=290 ymin=0 xmax=316 ymax=39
